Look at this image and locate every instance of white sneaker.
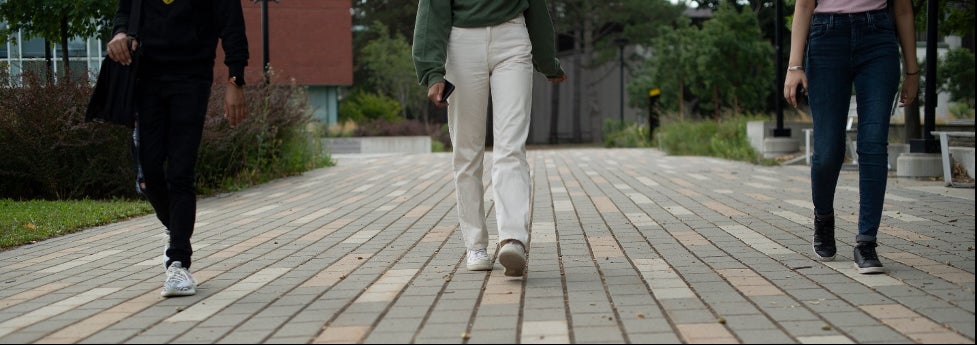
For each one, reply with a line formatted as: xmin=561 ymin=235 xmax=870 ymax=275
xmin=498 ymin=241 xmax=526 ymax=277
xmin=466 ymin=248 xmax=493 ymax=271
xmin=161 ymin=261 xmax=196 ymax=297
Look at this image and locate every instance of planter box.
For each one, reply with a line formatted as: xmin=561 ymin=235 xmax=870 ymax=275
xmin=322 ymin=136 xmax=431 ymax=154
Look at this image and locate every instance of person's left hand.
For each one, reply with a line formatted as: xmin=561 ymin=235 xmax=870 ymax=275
xmin=225 ymin=85 xmax=247 ymax=126
xmin=548 ymin=74 xmax=568 ymax=84
xmin=899 ymin=75 xmax=919 ymax=107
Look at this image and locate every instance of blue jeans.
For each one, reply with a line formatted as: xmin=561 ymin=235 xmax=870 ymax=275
xmin=806 ymin=9 xmax=900 ymax=243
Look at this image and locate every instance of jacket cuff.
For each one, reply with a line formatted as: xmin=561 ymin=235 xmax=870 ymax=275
xmin=228 ymin=64 xmax=246 ymax=85
xmin=426 ymin=74 xmax=445 ymax=88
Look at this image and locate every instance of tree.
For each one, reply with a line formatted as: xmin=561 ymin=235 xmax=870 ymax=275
xmin=937 ymin=48 xmax=976 ymax=107
xmin=0 ymin=0 xmax=115 ymax=81
xmin=549 ymin=0 xmax=683 ymax=142
xmin=358 ymin=22 xmax=427 ymax=122
xmin=630 ymin=2 xmax=774 ymax=117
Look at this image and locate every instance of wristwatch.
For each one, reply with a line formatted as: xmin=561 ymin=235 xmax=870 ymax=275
xmin=228 ymin=76 xmax=245 ymax=88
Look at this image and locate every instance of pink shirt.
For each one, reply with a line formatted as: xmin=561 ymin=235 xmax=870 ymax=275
xmin=814 ymin=0 xmax=886 ymax=14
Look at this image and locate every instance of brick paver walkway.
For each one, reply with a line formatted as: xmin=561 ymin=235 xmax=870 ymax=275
xmin=0 ymin=148 xmax=973 ymax=344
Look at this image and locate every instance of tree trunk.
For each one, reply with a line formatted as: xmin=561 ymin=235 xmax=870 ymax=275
xmin=679 ymin=79 xmax=685 ymax=120
xmin=713 ymin=86 xmax=719 ymax=118
xmin=44 ymin=39 xmax=54 ymax=84
xmin=60 ymin=16 xmax=71 ymax=82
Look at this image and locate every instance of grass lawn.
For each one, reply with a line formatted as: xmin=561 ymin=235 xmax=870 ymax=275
xmin=0 ymin=199 xmax=153 ymax=250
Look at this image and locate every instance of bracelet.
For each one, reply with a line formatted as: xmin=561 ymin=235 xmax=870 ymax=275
xmin=904 ymin=70 xmax=919 ymax=76
xmin=787 ymin=65 xmax=804 ymax=71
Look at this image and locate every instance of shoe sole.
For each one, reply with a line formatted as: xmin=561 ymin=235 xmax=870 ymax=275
xmin=467 ymin=262 xmax=493 ymax=271
xmin=161 ymin=287 xmax=196 ymax=297
xmin=855 ymin=263 xmax=886 ymax=274
xmin=813 ymin=247 xmax=836 ymax=261
xmin=499 ymin=248 xmax=526 ymax=277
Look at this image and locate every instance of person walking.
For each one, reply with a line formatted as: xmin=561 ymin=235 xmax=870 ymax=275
xmin=412 ymin=0 xmax=567 ymax=277
xmin=107 ymin=0 xmax=250 ymax=296
xmin=784 ymin=0 xmax=918 ymax=274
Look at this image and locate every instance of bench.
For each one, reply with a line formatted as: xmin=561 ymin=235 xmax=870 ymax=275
xmin=932 ymin=131 xmax=976 ymax=187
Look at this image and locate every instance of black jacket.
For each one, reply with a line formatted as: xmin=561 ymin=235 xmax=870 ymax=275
xmin=113 ymin=0 xmax=249 ymax=83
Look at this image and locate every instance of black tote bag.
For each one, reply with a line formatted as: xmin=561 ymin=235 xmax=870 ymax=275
xmin=85 ymin=0 xmax=141 ymax=128
xmin=85 ymin=55 xmax=139 ymax=128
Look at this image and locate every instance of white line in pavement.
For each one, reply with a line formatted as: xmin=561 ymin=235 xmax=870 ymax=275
xmin=614 ymin=183 xmax=632 ymax=190
xmin=40 ymin=250 xmax=122 ymax=273
xmin=343 ymin=230 xmax=381 ymax=244
xmin=823 ymin=262 xmax=903 ymax=287
xmin=772 ymin=210 xmax=811 ymax=225
xmin=687 ymin=173 xmax=708 ymax=180
xmin=884 ymin=194 xmax=916 ymax=202
xmin=785 ymin=199 xmax=814 ymax=210
xmin=882 ymin=211 xmax=927 ymax=222
xmin=242 ymin=205 xmax=278 ymax=216
xmin=352 ymin=184 xmax=374 ymax=193
xmin=626 ymin=193 xmax=653 ymax=204
xmin=165 ymin=267 xmax=291 ymax=322
xmin=797 ymin=335 xmax=855 ymax=344
xmin=721 ymin=225 xmax=795 ymax=256
xmin=0 ymin=287 xmax=119 ymax=338
xmin=754 ymin=175 xmax=780 ymax=183
xmin=521 ymin=320 xmax=570 ymax=343
xmin=625 ymin=213 xmax=659 ymax=228
xmin=637 ymin=177 xmax=659 ymax=187
xmin=745 ymin=182 xmax=774 ymax=190
xmin=634 ymin=258 xmax=696 ymax=300
xmin=554 ymin=200 xmax=574 ymax=212
xmin=663 ymin=205 xmax=693 ymax=216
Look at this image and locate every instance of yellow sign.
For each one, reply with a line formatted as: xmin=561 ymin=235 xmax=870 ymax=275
xmin=163 ymin=0 xmax=174 ymax=4
xmin=648 ymin=88 xmax=661 ymax=97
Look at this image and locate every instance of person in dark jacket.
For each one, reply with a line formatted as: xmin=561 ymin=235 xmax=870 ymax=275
xmin=413 ymin=0 xmax=567 ymax=277
xmin=107 ymin=0 xmax=249 ymax=297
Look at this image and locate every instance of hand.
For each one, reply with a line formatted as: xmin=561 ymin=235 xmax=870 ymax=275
xmin=224 ymin=85 xmax=247 ymax=126
xmin=899 ymin=75 xmax=919 ymax=107
xmin=548 ymin=74 xmax=568 ymax=84
xmin=427 ymin=82 xmax=448 ymax=108
xmin=783 ymin=70 xmax=808 ymax=108
xmin=106 ymin=32 xmax=138 ymax=65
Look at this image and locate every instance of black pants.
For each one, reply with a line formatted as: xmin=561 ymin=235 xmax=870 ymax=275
xmin=135 ymin=76 xmax=211 ymax=270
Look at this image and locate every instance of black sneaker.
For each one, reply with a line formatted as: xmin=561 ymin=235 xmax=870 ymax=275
xmin=813 ymin=213 xmax=836 ymax=261
xmin=854 ymin=241 xmax=885 ymax=274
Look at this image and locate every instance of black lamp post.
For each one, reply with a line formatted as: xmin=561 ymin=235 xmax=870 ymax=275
xmin=911 ymin=0 xmax=940 ymax=153
xmin=254 ymin=0 xmax=279 ymax=84
xmin=615 ymin=37 xmax=629 ymax=129
xmin=773 ymin=0 xmax=790 ymax=137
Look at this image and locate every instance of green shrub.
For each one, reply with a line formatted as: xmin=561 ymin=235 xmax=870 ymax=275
xmin=338 ymin=90 xmax=401 ymax=123
xmin=196 ymin=78 xmax=332 ymax=194
xmin=0 ymin=69 xmax=331 ymax=199
xmin=0 ymin=71 xmax=137 ymax=200
xmin=603 ymin=119 xmax=654 ymax=148
xmin=656 ymin=115 xmax=777 ymax=166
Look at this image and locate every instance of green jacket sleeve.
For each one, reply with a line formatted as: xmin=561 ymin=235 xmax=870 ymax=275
xmin=412 ymin=0 xmax=452 ymax=87
xmin=524 ymin=0 xmax=565 ymax=78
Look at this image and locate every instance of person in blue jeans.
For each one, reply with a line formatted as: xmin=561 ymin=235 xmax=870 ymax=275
xmin=784 ymin=0 xmax=918 ymax=274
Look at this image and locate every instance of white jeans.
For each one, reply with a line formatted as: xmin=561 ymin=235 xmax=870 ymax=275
xmin=445 ymin=15 xmax=533 ymax=251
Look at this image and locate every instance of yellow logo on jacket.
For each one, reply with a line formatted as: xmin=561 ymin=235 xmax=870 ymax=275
xmin=163 ymin=0 xmax=174 ymax=4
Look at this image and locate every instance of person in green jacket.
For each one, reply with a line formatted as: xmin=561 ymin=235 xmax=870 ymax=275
xmin=413 ymin=0 xmax=567 ymax=277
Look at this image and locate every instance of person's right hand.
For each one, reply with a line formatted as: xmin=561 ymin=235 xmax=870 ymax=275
xmin=106 ymin=32 xmax=138 ymax=66
xmin=427 ymin=82 xmax=448 ymax=108
xmin=784 ymin=70 xmax=808 ymax=108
